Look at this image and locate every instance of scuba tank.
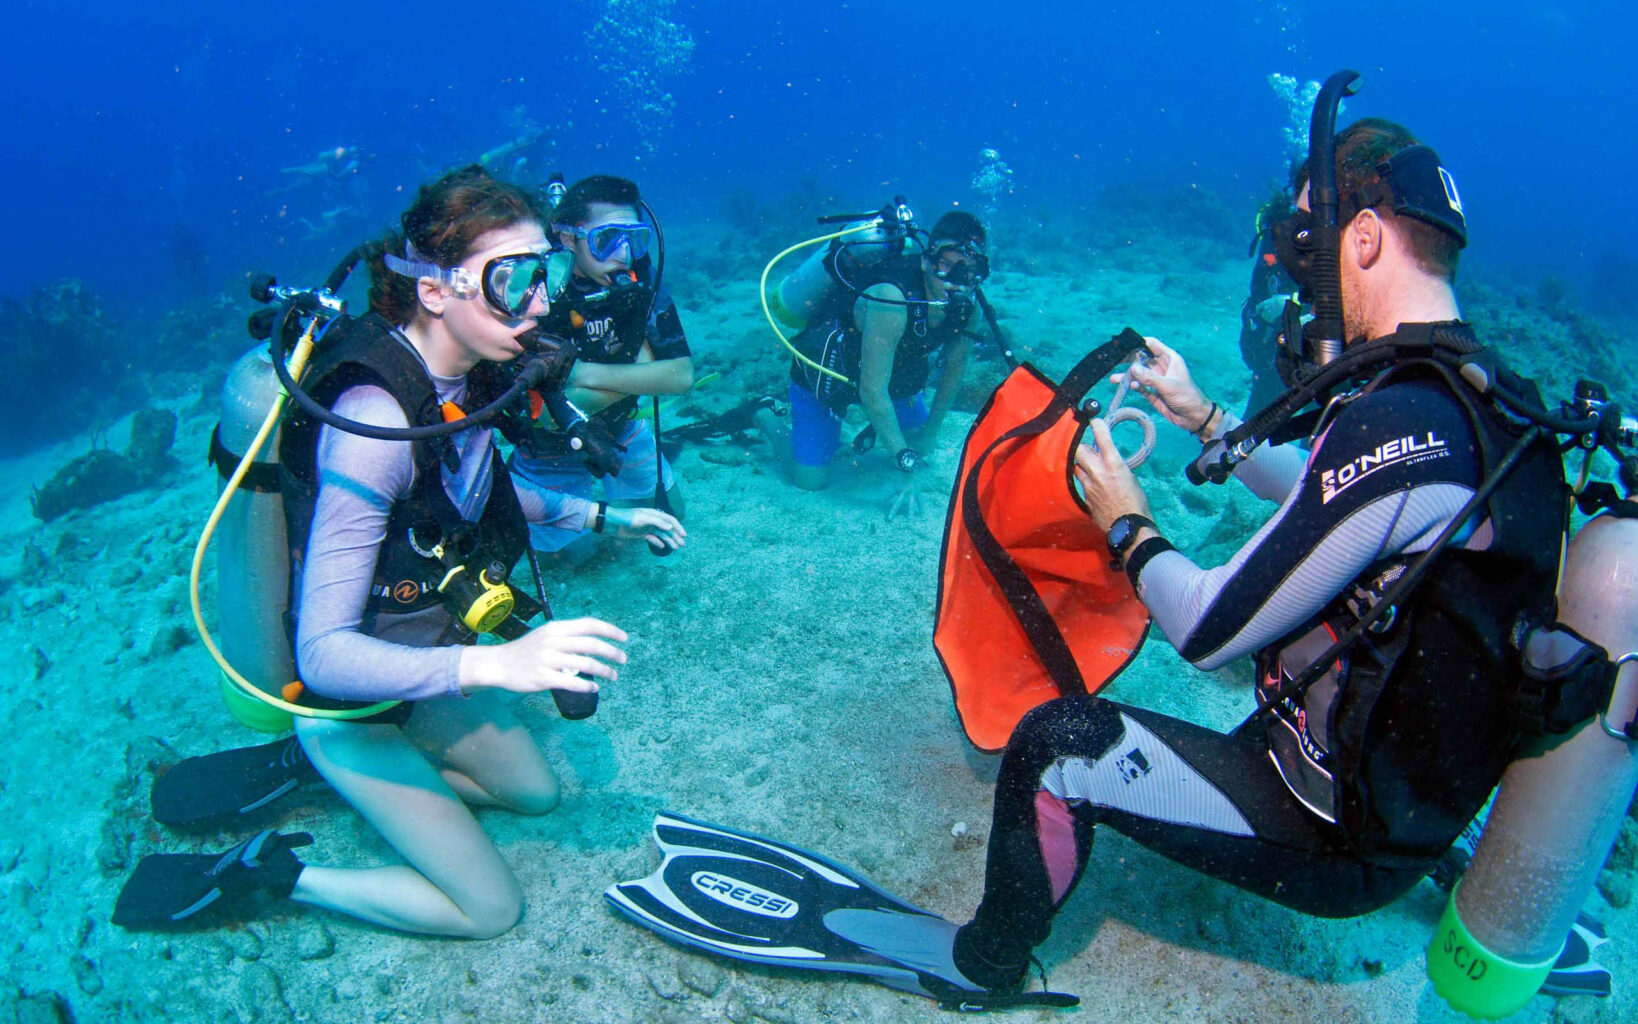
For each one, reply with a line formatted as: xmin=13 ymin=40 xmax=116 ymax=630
xmin=212 ymin=346 xmax=299 ymax=732
xmin=1429 ymin=491 xmax=1638 ymax=1018
xmin=765 ymin=195 xmax=918 ymax=331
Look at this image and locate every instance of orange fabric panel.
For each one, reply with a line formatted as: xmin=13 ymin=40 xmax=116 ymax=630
xmin=935 ymin=364 xmax=1150 ymax=751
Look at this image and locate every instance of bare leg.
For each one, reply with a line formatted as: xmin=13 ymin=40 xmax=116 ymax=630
xmin=292 ymin=715 xmax=527 ymax=938
xmin=404 ymin=689 xmax=559 ymax=814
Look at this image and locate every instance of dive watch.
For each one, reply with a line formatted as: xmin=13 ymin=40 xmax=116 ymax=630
xmin=1106 ymin=513 xmax=1156 ymax=564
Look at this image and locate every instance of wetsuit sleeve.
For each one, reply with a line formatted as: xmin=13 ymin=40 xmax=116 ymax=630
xmin=646 ymin=287 xmax=691 ymax=360
xmin=510 ymin=473 xmax=596 ymax=530
xmin=1139 ymin=380 xmax=1484 ymax=670
xmin=293 ymin=385 xmax=464 ymax=701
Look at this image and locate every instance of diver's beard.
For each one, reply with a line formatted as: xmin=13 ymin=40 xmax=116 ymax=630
xmin=1341 ymin=271 xmax=1369 ymax=346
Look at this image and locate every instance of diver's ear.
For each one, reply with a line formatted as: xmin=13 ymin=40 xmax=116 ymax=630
xmin=1348 ymin=208 xmax=1385 ymax=270
xmin=417 ymin=277 xmax=447 ymax=316
xmin=557 ymin=228 xmax=576 ymax=251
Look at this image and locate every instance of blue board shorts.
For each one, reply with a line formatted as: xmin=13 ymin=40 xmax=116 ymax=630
xmin=787 ymin=381 xmax=929 ymax=467
xmin=509 ymin=416 xmax=676 ymax=552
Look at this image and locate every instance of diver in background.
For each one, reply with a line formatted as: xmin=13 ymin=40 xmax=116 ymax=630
xmin=759 ymin=210 xmax=987 ymax=517
xmin=268 ymin=145 xmax=360 ymax=198
xmin=479 ymin=129 xmax=544 ymax=180
xmin=507 ymin=174 xmax=694 ymax=560
xmin=114 ymin=166 xmax=683 ymax=936
xmin=1239 ymin=192 xmax=1300 ymax=417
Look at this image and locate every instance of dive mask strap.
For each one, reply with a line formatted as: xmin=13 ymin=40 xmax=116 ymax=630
xmin=384 ymin=241 xmax=479 ymax=299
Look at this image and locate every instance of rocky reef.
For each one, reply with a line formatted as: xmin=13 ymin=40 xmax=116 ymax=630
xmin=30 ymin=408 xmax=178 ymax=522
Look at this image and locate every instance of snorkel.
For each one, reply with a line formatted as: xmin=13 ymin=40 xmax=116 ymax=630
xmin=1290 ymin=69 xmax=1361 ymax=375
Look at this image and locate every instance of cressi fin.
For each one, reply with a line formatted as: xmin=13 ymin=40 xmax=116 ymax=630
xmin=605 ymin=812 xmax=1077 ymax=1012
xmin=1540 ymin=911 xmax=1611 ymax=999
xmin=151 ymin=737 xmax=320 ymax=828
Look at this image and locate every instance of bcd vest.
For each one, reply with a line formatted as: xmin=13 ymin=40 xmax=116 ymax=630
xmin=1255 ymin=345 xmax=1568 ymax=868
xmin=790 ymin=252 xmax=975 ymax=412
xmin=278 ymin=314 xmax=528 ymax=710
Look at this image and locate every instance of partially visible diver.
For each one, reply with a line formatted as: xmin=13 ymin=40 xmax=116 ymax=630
xmin=115 ymin=166 xmax=683 ymax=937
xmin=268 ymin=144 xmax=360 ymax=198
xmin=478 ymin=129 xmax=544 ymax=180
xmin=1239 ymin=191 xmax=1300 ymax=417
xmin=758 ymin=207 xmax=991 ymax=517
xmin=503 ymin=174 xmax=694 ymax=560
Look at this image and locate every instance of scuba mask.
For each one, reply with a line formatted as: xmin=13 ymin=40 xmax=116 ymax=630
xmin=385 ymin=243 xmax=573 ymax=319
xmin=1270 ymin=143 xmax=1469 ymax=305
xmin=1269 ymin=208 xmax=1318 ymax=301
xmin=929 ymin=241 xmax=990 ymax=292
xmin=563 ymin=221 xmax=654 ymax=263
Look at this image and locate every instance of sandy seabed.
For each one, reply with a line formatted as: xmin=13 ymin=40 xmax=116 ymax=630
xmin=0 ymin=249 xmax=1630 ymax=1024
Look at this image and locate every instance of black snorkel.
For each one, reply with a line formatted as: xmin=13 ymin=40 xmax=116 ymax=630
xmin=636 ymin=196 xmax=678 ymax=557
xmin=974 ymin=287 xmax=1017 ymax=370
xmin=1187 ymin=69 xmax=1360 ymax=485
xmin=1300 ymin=69 xmax=1362 ymax=373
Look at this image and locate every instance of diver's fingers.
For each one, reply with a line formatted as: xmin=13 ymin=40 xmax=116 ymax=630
xmin=637 ymin=509 xmax=684 ymax=532
xmin=542 ymin=617 xmax=630 ymax=645
xmin=1086 ymin=419 xmax=1123 ymax=469
xmin=539 ymin=635 xmax=628 ymax=668
xmin=547 ymin=653 xmax=619 ymax=681
xmin=1144 ymin=336 xmax=1181 ymax=369
xmin=544 ymin=671 xmax=600 ymax=694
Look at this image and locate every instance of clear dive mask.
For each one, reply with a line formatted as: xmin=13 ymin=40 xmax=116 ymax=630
xmin=385 ymin=242 xmax=574 ymax=318
xmin=563 ymin=221 xmax=654 ymax=263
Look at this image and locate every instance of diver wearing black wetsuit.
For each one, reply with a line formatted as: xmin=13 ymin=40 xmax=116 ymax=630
xmin=949 ymin=115 xmax=1567 ymax=992
xmin=960 ymin=368 xmax=1508 ymax=976
xmin=789 ymin=250 xmax=975 ymax=414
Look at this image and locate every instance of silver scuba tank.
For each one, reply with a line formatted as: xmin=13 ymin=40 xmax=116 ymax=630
xmin=213 ymin=345 xmax=296 ymax=732
xmin=1428 ymin=510 xmax=1638 ymax=1017
xmin=773 ymin=218 xmax=906 ymax=330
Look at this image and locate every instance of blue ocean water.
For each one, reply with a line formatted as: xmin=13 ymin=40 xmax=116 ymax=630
xmin=4 ymin=4 xmax=1637 ymax=1022
xmin=5 ymin=0 xmax=1634 ymax=315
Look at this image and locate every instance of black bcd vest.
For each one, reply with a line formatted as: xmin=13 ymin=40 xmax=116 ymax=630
xmin=276 ymin=315 xmax=529 ymax=711
xmin=1254 ymin=328 xmax=1569 ymax=868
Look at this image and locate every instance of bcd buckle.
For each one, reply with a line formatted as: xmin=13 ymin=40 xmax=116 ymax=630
xmin=1511 ymin=617 xmax=1620 ymax=736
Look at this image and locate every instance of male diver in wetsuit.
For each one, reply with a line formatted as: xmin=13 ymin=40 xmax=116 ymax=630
xmin=937 ymin=117 xmax=1572 ymax=993
xmin=506 ymin=175 xmax=693 ymax=559
xmin=760 ymin=211 xmax=987 ymax=517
